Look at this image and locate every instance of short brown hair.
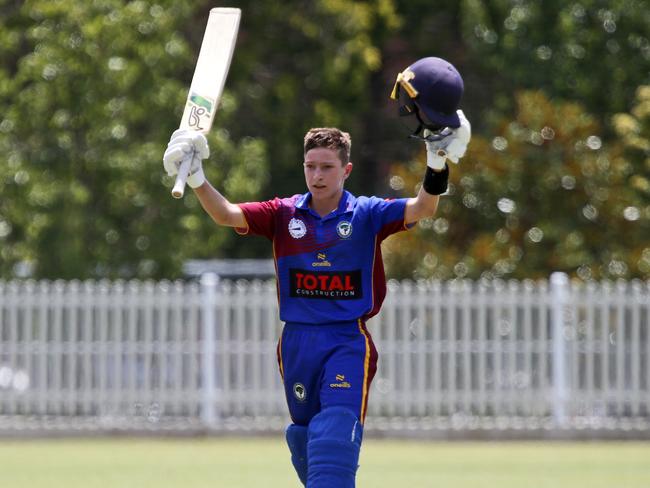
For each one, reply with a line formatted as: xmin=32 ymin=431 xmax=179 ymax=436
xmin=304 ymin=127 xmax=351 ymax=165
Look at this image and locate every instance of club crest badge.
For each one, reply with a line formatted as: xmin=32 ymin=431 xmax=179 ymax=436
xmin=293 ymin=383 xmax=307 ymax=402
xmin=288 ymin=218 xmax=307 ymax=239
xmin=336 ymin=220 xmax=353 ymax=239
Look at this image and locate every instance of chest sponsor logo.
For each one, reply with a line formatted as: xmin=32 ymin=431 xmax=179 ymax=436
xmin=289 ymin=268 xmax=362 ymax=299
xmin=312 ymin=252 xmax=332 ymax=267
xmin=336 ymin=220 xmax=353 ymax=239
xmin=288 ymin=218 xmax=307 ymax=239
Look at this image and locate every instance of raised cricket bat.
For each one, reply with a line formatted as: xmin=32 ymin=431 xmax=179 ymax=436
xmin=171 ymin=7 xmax=241 ymax=199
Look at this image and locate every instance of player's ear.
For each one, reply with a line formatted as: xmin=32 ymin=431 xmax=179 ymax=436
xmin=343 ymin=162 xmax=353 ymax=179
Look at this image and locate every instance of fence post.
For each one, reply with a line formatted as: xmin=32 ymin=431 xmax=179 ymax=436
xmin=550 ymin=272 xmax=569 ymax=428
xmin=200 ymin=272 xmax=219 ymax=428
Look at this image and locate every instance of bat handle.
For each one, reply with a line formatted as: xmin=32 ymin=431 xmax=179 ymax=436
xmin=171 ymin=155 xmax=193 ymax=199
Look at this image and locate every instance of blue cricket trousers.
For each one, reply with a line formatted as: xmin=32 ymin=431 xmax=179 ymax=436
xmin=277 ymin=320 xmax=378 ymax=426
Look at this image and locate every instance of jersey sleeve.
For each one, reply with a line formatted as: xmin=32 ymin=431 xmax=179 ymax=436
xmin=235 ymin=198 xmax=281 ymax=240
xmin=368 ymin=197 xmax=412 ymax=241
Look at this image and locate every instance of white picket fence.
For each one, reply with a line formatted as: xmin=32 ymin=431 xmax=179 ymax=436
xmin=0 ymin=274 xmax=648 ymax=436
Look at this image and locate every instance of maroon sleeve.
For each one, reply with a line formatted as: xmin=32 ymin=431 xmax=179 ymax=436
xmin=234 ymin=198 xmax=281 ymax=240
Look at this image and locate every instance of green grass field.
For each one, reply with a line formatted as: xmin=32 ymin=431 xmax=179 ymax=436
xmin=1 ymin=437 xmax=649 ymax=488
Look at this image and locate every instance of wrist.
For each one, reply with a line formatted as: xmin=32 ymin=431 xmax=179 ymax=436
xmin=422 ymin=164 xmax=449 ymax=195
xmin=187 ymin=167 xmax=206 ymax=189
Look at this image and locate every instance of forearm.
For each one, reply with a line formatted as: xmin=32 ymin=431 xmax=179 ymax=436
xmin=406 ymin=187 xmax=440 ymax=224
xmin=416 ymin=186 xmax=440 ymax=215
xmin=193 ymin=180 xmax=245 ymax=228
xmin=404 ymin=164 xmax=448 ymax=224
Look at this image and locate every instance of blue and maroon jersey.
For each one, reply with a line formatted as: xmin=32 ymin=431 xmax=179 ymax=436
xmin=236 ymin=191 xmax=410 ymax=324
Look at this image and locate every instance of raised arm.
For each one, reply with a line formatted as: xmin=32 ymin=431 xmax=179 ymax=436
xmin=405 ymin=110 xmax=471 ymax=225
xmin=193 ymin=181 xmax=246 ymax=228
xmin=163 ymin=129 xmax=246 ymax=228
xmin=405 ymin=181 xmax=442 ymax=225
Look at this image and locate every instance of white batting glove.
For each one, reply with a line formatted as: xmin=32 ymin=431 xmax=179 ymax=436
xmin=424 ymin=129 xmax=451 ymax=170
xmin=163 ymin=129 xmax=210 ymax=188
xmin=446 ymin=110 xmax=471 ymax=163
xmin=424 ymin=110 xmax=471 ymax=170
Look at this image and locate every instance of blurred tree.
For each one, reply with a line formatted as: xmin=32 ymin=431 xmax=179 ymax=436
xmin=0 ymin=0 xmax=268 ymax=279
xmin=0 ymin=0 xmax=404 ymax=278
xmin=611 ymin=85 xmax=650 ymax=276
xmin=377 ymin=0 xmax=650 ymax=279
xmin=222 ymin=0 xmax=401 ymax=197
xmin=384 ymin=90 xmax=650 ymax=280
xmin=365 ymin=0 xmax=650 ymax=185
xmin=1 ymin=0 xmax=648 ymax=279
xmin=458 ymin=0 xmax=650 ymax=126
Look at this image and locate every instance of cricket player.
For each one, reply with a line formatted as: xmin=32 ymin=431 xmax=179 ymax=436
xmin=163 ymin=57 xmax=470 ymax=487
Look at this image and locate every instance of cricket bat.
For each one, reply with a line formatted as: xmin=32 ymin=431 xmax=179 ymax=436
xmin=171 ymin=7 xmax=241 ymax=199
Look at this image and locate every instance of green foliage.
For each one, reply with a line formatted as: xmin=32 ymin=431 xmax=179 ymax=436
xmin=0 ymin=0 xmax=268 ymax=278
xmin=381 ymin=0 xmax=650 ymax=280
xmin=459 ymin=0 xmax=650 ymax=122
xmin=386 ymin=90 xmax=650 ymax=280
xmin=223 ymin=0 xmax=401 ymax=198
xmin=0 ymin=0 xmax=648 ymax=279
xmin=611 ymin=85 xmax=650 ymax=275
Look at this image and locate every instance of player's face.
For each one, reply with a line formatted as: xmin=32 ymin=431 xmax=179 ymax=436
xmin=303 ymin=148 xmax=352 ymax=201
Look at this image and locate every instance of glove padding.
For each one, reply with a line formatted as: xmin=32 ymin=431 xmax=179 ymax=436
xmin=163 ymin=129 xmax=210 ymax=188
xmin=425 ymin=110 xmax=471 ymax=170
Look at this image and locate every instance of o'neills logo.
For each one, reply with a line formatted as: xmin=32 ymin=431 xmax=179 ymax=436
xmin=289 ymin=269 xmax=362 ymax=299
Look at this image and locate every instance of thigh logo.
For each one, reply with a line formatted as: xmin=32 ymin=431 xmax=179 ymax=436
xmin=289 ymin=269 xmax=362 ymax=299
xmin=330 ymin=374 xmax=351 ymax=389
xmin=293 ymin=383 xmax=307 ymax=402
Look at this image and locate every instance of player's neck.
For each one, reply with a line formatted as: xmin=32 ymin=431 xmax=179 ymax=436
xmin=310 ymin=190 xmax=344 ymax=218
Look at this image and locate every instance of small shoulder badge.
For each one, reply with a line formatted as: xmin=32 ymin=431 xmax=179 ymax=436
xmin=336 ymin=220 xmax=353 ymax=239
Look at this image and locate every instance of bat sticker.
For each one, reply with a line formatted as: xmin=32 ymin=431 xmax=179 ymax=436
xmin=186 ymin=93 xmax=216 ymax=130
xmin=190 ymin=93 xmax=214 ymax=111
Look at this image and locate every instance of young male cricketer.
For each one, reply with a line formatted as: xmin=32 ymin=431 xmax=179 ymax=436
xmin=164 ymin=57 xmax=471 ymax=487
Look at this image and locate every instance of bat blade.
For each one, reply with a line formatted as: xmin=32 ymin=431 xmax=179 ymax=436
xmin=171 ymin=7 xmax=241 ymax=199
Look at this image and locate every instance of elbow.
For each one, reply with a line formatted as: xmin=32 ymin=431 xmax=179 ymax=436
xmin=408 ymin=201 xmax=438 ymax=225
xmin=406 ymin=194 xmax=439 ymax=224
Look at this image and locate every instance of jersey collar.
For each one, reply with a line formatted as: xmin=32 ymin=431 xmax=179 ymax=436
xmin=338 ymin=190 xmax=356 ymax=214
xmin=296 ymin=190 xmax=356 ymax=219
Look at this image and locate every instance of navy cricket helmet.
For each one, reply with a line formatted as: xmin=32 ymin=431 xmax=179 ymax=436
xmin=390 ymin=57 xmax=464 ymax=137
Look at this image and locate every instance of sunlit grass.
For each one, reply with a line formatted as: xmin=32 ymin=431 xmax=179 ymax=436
xmin=0 ymin=437 xmax=648 ymax=488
